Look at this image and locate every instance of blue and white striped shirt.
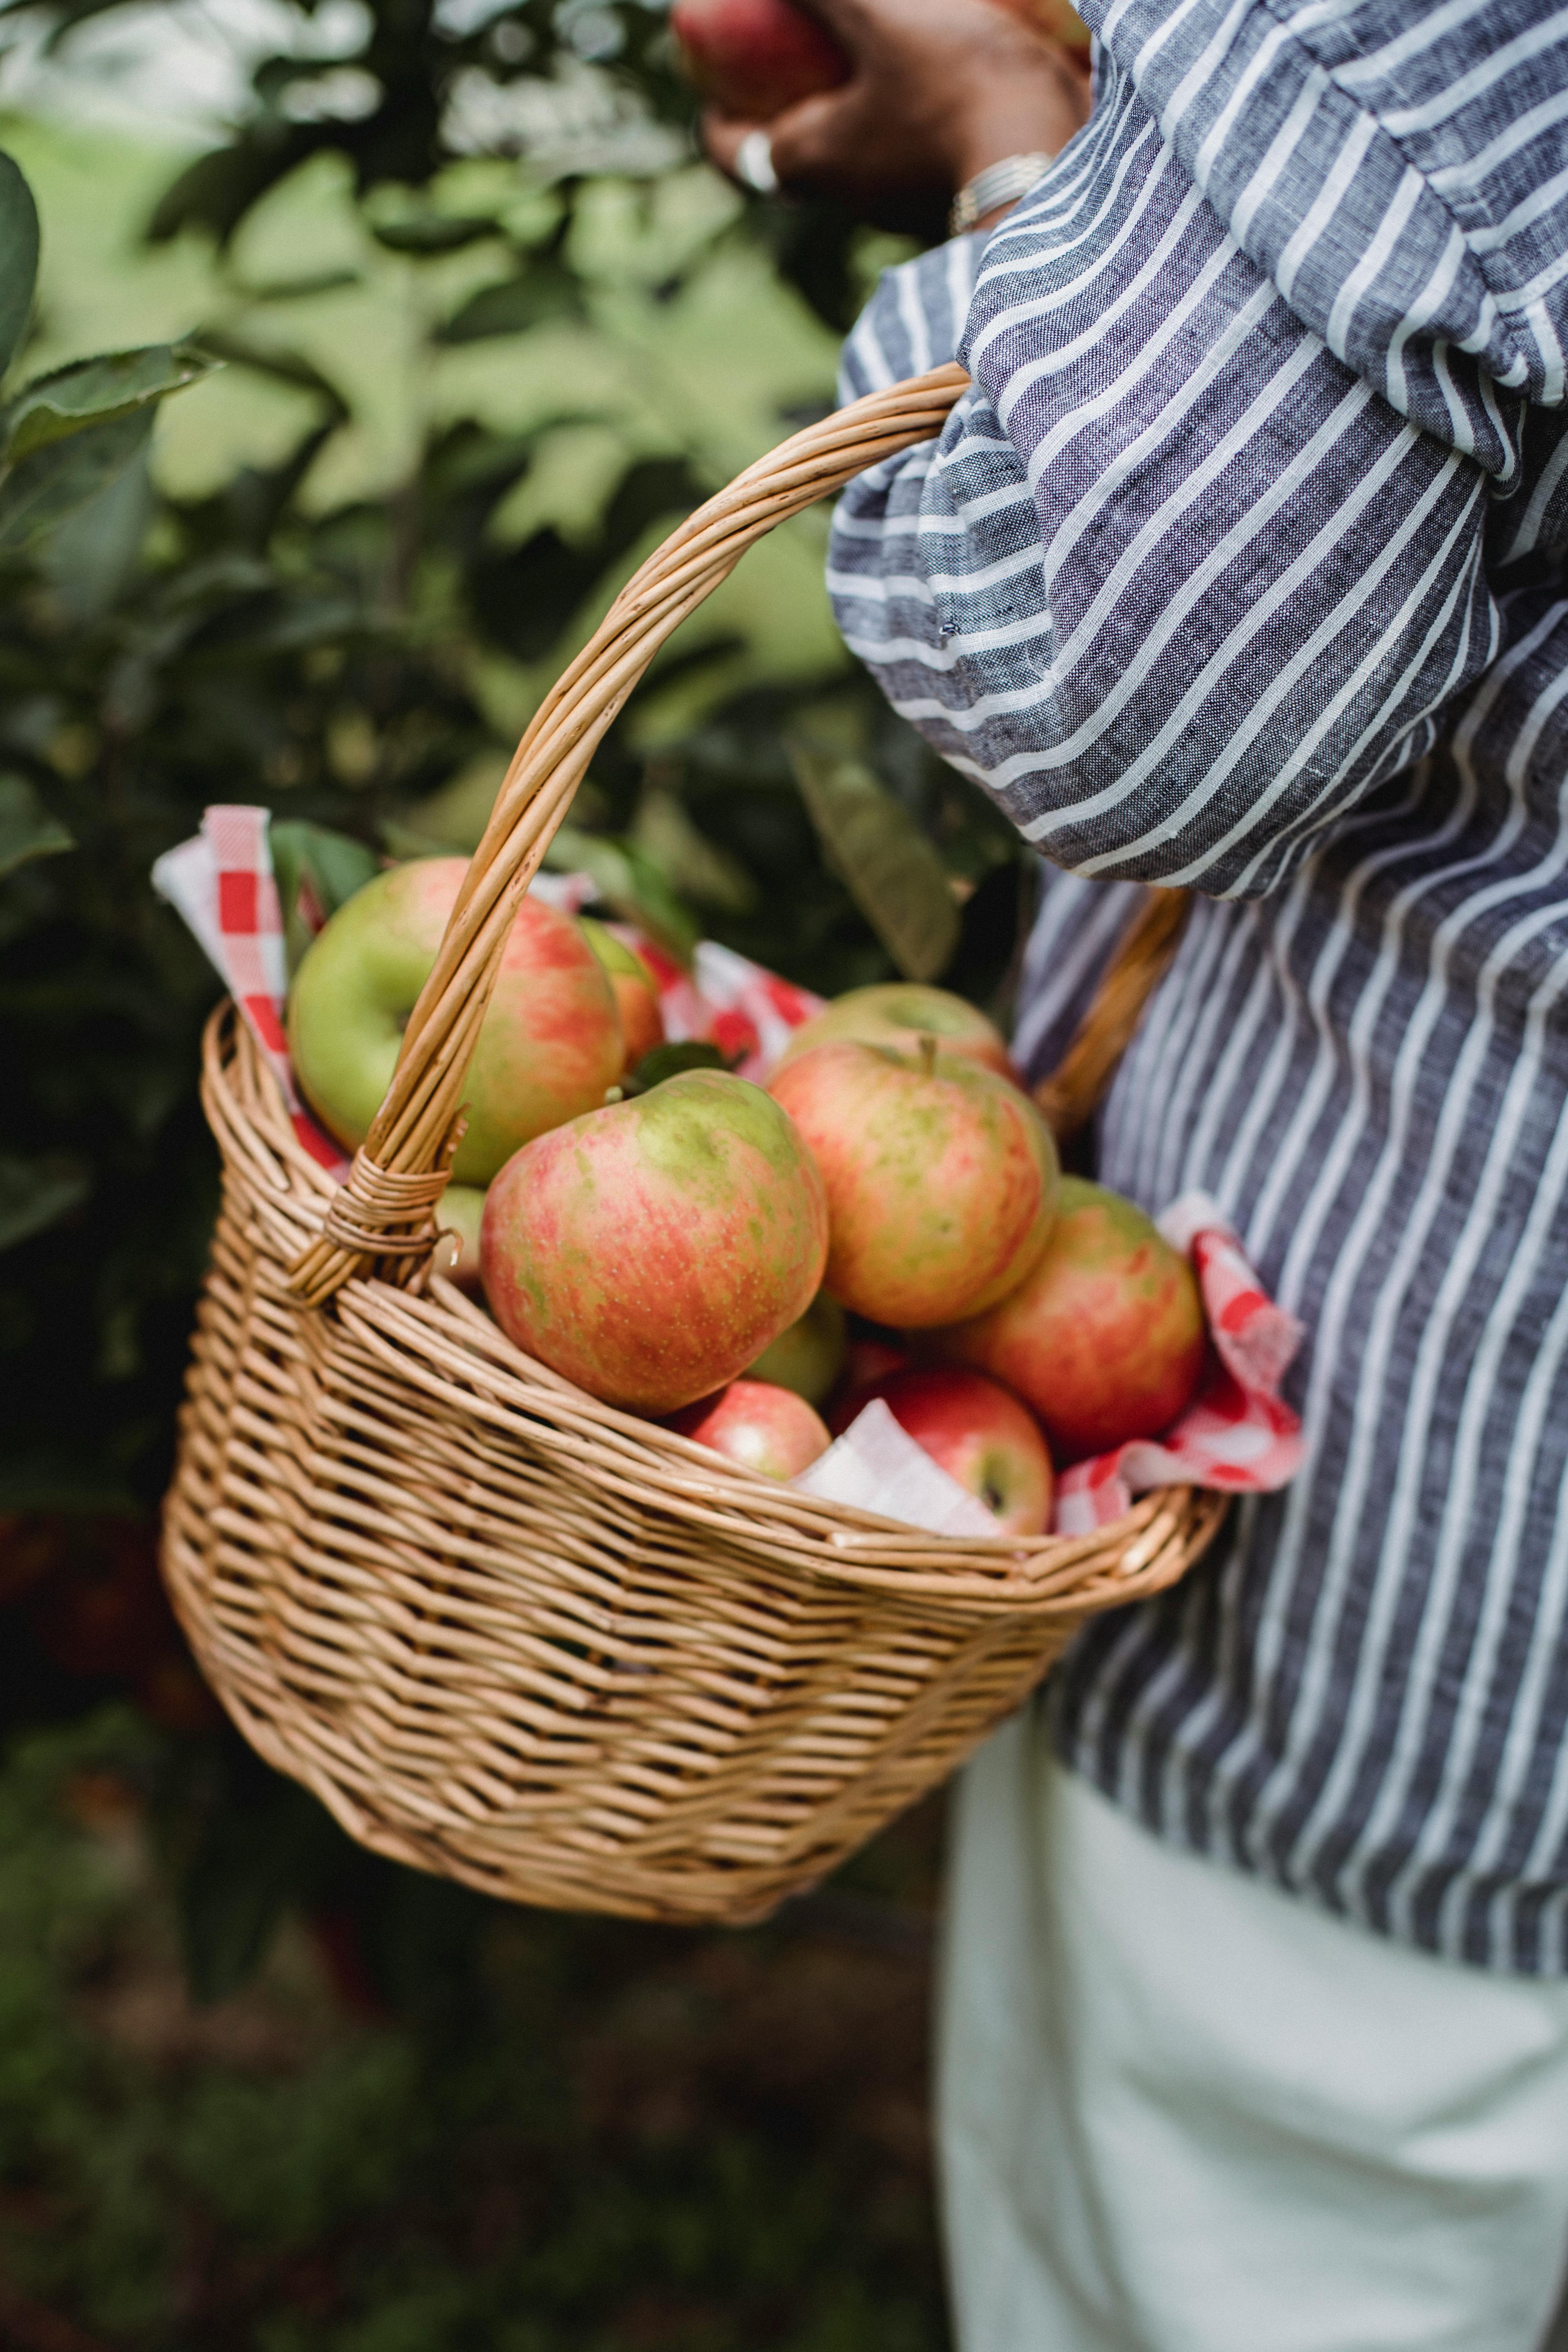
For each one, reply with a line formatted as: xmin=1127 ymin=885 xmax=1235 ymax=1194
xmin=829 ymin=0 xmax=1568 ymax=1969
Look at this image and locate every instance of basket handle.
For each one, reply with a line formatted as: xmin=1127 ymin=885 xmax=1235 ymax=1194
xmin=1033 ymin=886 xmax=1191 ymax=1142
xmin=289 ymin=363 xmax=971 ymax=1305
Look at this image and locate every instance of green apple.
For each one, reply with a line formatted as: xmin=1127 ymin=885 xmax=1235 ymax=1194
xmin=435 ymin=1182 xmax=486 ymax=1297
xmin=771 ymin=983 xmax=1018 ymax=1083
xmin=288 ymin=858 xmax=623 ymax=1185
xmin=746 ymin=1290 xmax=846 ymax=1405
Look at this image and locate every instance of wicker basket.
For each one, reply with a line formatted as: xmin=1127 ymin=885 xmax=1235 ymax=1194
xmin=161 ymin=367 xmax=1223 ymax=1927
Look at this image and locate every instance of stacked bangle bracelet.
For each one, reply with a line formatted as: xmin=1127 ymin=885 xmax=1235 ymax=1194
xmin=948 ymin=151 xmax=1054 ymax=236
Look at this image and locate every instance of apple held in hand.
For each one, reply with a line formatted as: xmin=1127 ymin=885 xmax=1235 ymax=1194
xmin=835 ymin=1367 xmax=1052 ymax=1537
xmin=581 ymin=917 xmax=664 ymax=1070
xmin=671 ymin=0 xmax=849 ymax=118
xmin=667 ymin=1379 xmax=830 ymax=1479
xmin=481 ymin=1069 xmax=828 ymax=1413
xmin=769 ymin=1040 xmax=1058 ymax=1327
xmin=746 ymin=1289 xmax=846 ymax=1405
xmin=938 ymin=1178 xmax=1206 ymax=1459
xmin=289 ymin=860 xmax=623 ymax=1185
xmin=772 ymin=983 xmax=1017 ymax=1084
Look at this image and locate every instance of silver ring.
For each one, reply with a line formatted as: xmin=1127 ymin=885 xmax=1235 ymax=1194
xmin=735 ymin=129 xmax=780 ymax=196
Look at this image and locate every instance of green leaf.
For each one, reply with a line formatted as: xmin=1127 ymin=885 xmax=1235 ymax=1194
xmin=0 ymin=773 xmax=73 ymax=875
xmin=788 ymin=739 xmax=960 ymax=983
xmin=623 ymin=1040 xmax=737 ymax=1095
xmin=0 ymin=1151 xmax=89 ymax=1250
xmin=370 ymin=214 xmax=502 ymax=256
xmin=0 ymin=149 xmax=39 ymax=383
xmin=0 ymin=406 xmax=152 ymax=554
xmin=179 ymin=1780 xmax=342 ymax=2003
xmin=546 ymin=823 xmax=699 ymax=965
xmin=438 ymin=257 xmax=586 ymax=344
xmin=39 ymin=450 xmax=154 ymax=620
xmin=2 ymin=341 xmax=218 ymax=461
xmin=631 ymin=786 xmax=758 ymax=913
xmin=194 ymin=329 xmax=347 ymax=412
xmin=228 ymin=267 xmax=361 ymax=303
xmin=271 ymin=820 xmax=379 ymax=979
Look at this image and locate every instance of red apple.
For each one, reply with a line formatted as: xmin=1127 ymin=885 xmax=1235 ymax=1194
xmin=289 ymin=859 xmax=623 ymax=1185
xmin=843 ymin=1334 xmax=912 ymax=1388
xmin=768 ymin=1039 xmax=1058 ymax=1327
xmin=671 ymin=0 xmax=850 ymax=118
xmin=834 ymin=1367 xmax=1052 ymax=1537
xmin=481 ymin=1069 xmax=828 ymax=1412
xmin=938 ymin=1177 xmax=1206 ymax=1459
xmin=772 ymin=982 xmax=1018 ymax=1084
xmin=667 ymin=1379 xmax=830 ymax=1479
xmin=581 ymin=916 xmax=664 ymax=1071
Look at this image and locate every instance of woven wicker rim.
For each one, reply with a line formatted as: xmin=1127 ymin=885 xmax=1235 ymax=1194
xmin=208 ymin=1005 xmax=1227 ymax=1613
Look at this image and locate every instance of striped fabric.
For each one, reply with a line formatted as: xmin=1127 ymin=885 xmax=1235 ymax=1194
xmin=828 ymin=2 xmax=1568 ymax=1969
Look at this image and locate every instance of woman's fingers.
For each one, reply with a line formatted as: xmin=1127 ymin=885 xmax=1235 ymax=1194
xmin=700 ymin=0 xmax=1093 ymax=232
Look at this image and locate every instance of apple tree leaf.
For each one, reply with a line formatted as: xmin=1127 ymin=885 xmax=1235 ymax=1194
xmin=0 ymin=772 xmax=73 ymax=875
xmin=0 ymin=407 xmax=152 ymax=555
xmin=0 ymin=150 xmax=39 ymax=383
xmin=787 ymin=739 xmax=960 ymax=983
xmin=545 ymin=823 xmax=699 ymax=965
xmin=0 ymin=1151 xmax=90 ymax=1251
xmin=438 ymin=257 xmax=586 ymax=343
xmin=371 ymin=213 xmax=502 ymax=256
xmin=2 ymin=341 xmax=218 ymax=462
xmin=271 ymin=820 xmax=380 ymax=979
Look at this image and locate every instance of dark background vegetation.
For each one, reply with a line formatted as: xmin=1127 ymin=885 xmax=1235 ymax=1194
xmin=0 ymin=4 xmax=1031 ymax=2339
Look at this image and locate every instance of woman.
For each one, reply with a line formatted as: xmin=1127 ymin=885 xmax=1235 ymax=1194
xmin=706 ymin=4 xmax=1568 ymax=2347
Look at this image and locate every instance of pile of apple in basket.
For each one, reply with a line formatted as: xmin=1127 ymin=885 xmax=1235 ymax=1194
xmin=286 ymin=855 xmax=1301 ymax=1542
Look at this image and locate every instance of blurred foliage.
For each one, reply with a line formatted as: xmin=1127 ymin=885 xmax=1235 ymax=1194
xmin=0 ymin=7 xmax=1032 ymax=2332
xmin=0 ymin=1708 xmax=948 ymax=2348
xmin=0 ymin=0 xmax=1026 ymax=1523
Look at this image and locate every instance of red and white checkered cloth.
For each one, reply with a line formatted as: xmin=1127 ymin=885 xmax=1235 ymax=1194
xmin=152 ymin=805 xmax=348 ymax=1173
xmin=1052 ymin=1192 xmax=1305 ymax=1535
xmin=154 ymin=808 xmax=1304 ymax=1530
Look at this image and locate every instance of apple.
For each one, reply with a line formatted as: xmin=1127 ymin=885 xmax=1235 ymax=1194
xmin=768 ymin=1039 xmax=1058 ymax=1327
xmin=671 ymin=0 xmax=850 ymax=118
xmin=746 ymin=1289 xmax=846 ymax=1404
xmin=938 ymin=1177 xmax=1207 ymax=1459
xmin=833 ymin=1366 xmax=1052 ymax=1537
xmin=666 ymin=1379 xmax=830 ymax=1479
xmin=289 ymin=859 xmax=623 ymax=1185
xmin=481 ymin=1069 xmax=828 ymax=1412
xmin=841 ymin=1336 xmax=912 ymax=1402
xmin=989 ymin=0 xmax=1093 ymax=63
xmin=581 ymin=916 xmax=664 ymax=1071
xmin=434 ymin=1182 xmax=486 ymax=1298
xmin=771 ymin=982 xmax=1017 ymax=1084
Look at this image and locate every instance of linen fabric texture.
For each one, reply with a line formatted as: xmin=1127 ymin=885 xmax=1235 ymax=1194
xmin=828 ymin=0 xmax=1568 ymax=1969
xmin=940 ymin=1724 xmax=1568 ymax=2352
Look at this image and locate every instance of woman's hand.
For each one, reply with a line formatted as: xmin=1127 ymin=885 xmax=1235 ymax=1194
xmin=702 ymin=0 xmax=1091 ymax=237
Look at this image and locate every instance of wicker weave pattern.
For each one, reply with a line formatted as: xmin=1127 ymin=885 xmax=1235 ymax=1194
xmin=165 ymin=1014 xmax=1223 ymax=1922
xmin=162 ymin=372 xmax=1226 ymax=1925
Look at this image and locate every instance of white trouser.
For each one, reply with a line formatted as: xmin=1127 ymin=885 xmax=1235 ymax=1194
xmin=938 ymin=1709 xmax=1568 ymax=2352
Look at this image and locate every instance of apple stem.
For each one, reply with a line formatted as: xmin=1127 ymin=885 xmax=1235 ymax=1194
xmin=919 ymin=1034 xmax=937 ymax=1078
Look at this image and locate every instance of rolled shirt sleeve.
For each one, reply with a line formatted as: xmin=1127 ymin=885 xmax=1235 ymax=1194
xmin=828 ymin=22 xmax=1568 ymax=900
